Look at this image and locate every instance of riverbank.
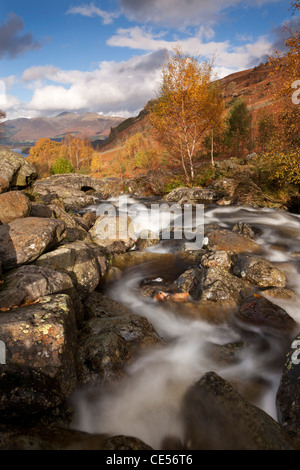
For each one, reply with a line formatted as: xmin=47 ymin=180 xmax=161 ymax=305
xmin=0 ymin=149 xmax=299 ymax=450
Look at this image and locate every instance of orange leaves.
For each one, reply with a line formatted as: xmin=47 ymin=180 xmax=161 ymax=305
xmin=0 ymin=299 xmax=40 ymax=313
xmin=153 ymin=291 xmax=191 ymax=303
xmin=28 ymin=134 xmax=95 ymax=177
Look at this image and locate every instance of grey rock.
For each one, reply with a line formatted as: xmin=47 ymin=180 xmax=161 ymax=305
xmin=30 ymin=203 xmax=55 ymax=218
xmin=89 ymin=215 xmax=136 ymax=253
xmin=35 ymin=241 xmax=108 ymax=298
xmin=200 ymin=250 xmax=234 ymax=271
xmin=164 ymin=187 xmax=222 ymax=204
xmin=232 ymin=254 xmax=286 ymax=288
xmin=174 ymin=267 xmax=203 ymax=299
xmin=0 ymin=148 xmax=37 ymax=192
xmin=0 ymin=294 xmax=77 ymax=419
xmin=76 ymin=295 xmax=163 ymax=386
xmin=199 ymin=267 xmax=248 ymax=303
xmin=0 ymin=217 xmax=66 ymax=271
xmin=276 ymin=332 xmax=300 ymax=436
xmin=0 ymin=265 xmax=83 ymax=325
xmin=232 ymin=222 xmax=256 ymax=239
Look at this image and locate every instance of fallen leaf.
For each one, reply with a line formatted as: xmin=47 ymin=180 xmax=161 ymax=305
xmin=154 ymin=291 xmax=170 ymax=302
xmin=171 ymin=292 xmax=191 ymax=302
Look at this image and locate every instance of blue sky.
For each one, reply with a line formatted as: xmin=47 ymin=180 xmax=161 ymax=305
xmin=0 ymin=0 xmax=296 ymax=120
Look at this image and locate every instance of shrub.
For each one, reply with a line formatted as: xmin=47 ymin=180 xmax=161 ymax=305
xmin=258 ymin=150 xmax=300 ymax=187
xmin=50 ymin=158 xmax=75 ymax=175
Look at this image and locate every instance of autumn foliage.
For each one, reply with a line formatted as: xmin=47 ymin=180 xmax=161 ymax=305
xmin=91 ymin=130 xmax=166 ymax=178
xmin=262 ymin=0 xmax=300 ymax=187
xmin=149 ymin=48 xmax=225 ymax=184
xmin=28 ymin=134 xmax=97 ymax=177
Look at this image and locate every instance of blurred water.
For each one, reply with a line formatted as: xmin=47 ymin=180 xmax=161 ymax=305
xmin=72 ymin=200 xmax=300 ymax=449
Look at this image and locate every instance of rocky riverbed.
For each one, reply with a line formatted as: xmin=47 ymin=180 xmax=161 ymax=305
xmin=0 ymin=149 xmax=299 ymax=450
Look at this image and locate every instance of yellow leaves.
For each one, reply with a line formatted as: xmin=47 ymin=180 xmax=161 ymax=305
xmin=263 ymin=149 xmax=300 ymax=186
xmin=267 ymin=1 xmax=300 ymax=102
xmin=149 ymin=48 xmax=224 ymax=183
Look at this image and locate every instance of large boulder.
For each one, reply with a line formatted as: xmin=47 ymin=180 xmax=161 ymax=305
xmin=83 ymin=292 xmax=135 ymax=320
xmin=276 ymin=333 xmax=300 ymax=437
xmin=76 ymin=293 xmax=163 ymax=386
xmin=207 ymin=229 xmax=260 ymax=254
xmin=0 ymin=217 xmax=66 ymax=271
xmin=181 ymin=371 xmax=293 ymax=450
xmin=34 ymin=241 xmax=108 ymax=297
xmin=0 ymin=265 xmax=83 ymax=325
xmin=237 ymin=294 xmax=297 ymax=332
xmin=30 ymin=203 xmax=55 ymax=219
xmin=0 ymin=426 xmax=153 ymax=450
xmin=175 ymin=267 xmax=248 ymax=304
xmin=47 ymin=203 xmax=92 ymax=244
xmin=0 ymin=191 xmax=31 ymax=224
xmin=0 ymin=294 xmax=77 ymax=420
xmin=164 ymin=187 xmax=222 ymax=204
xmin=89 ymin=215 xmax=136 ymax=253
xmin=32 ymin=179 xmax=95 ymax=211
xmin=200 ymin=268 xmax=248 ymax=304
xmin=232 ymin=254 xmax=286 ymax=288
xmin=0 ymin=148 xmax=37 ymax=192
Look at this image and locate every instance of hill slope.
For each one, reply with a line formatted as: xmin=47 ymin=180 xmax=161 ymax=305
xmin=98 ymin=61 xmax=283 ymax=153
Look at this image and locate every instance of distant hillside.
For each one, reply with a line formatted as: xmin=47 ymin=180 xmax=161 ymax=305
xmin=98 ymin=61 xmax=284 ymax=153
xmin=1 ymin=111 xmax=126 ymax=146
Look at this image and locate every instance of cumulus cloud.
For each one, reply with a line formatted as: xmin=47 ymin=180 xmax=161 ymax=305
xmin=66 ymin=2 xmax=119 ymax=24
xmin=119 ymin=0 xmax=280 ymax=28
xmin=3 ymin=26 xmax=273 ymax=120
xmin=107 ymin=26 xmax=272 ymax=73
xmin=0 ymin=13 xmax=42 ymax=59
xmin=15 ymin=51 xmax=167 ymax=118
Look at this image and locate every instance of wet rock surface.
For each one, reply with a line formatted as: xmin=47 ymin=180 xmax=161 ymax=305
xmin=276 ymin=333 xmax=300 ymax=437
xmin=76 ymin=293 xmax=164 ymax=386
xmin=0 ymin=294 xmax=77 ymax=420
xmin=207 ymin=229 xmax=260 ymax=253
xmin=0 ymin=153 xmax=299 ymax=450
xmin=237 ymin=294 xmax=297 ymax=332
xmin=232 ymin=254 xmax=286 ymax=288
xmin=181 ymin=371 xmax=293 ymax=450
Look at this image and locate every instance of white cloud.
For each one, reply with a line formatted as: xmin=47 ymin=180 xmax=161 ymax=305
xmin=107 ymin=26 xmax=272 ymax=75
xmin=66 ymin=2 xmax=119 ymax=25
xmin=1 ymin=25 xmax=272 ymax=120
xmin=8 ymin=51 xmax=166 ymax=119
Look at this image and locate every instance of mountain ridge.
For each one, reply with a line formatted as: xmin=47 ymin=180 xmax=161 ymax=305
xmin=1 ymin=111 xmax=126 ymax=145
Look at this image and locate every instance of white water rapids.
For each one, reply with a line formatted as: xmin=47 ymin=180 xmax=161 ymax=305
xmin=72 ymin=199 xmax=300 ymax=449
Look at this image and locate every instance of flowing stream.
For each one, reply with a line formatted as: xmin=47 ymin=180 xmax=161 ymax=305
xmin=72 ymin=198 xmax=300 ymax=449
